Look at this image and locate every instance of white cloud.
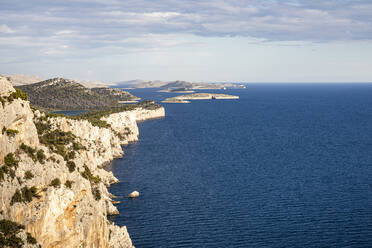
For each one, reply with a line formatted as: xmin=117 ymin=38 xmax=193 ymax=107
xmin=55 ymin=30 xmax=76 ymax=36
xmin=0 ymin=24 xmax=15 ymax=34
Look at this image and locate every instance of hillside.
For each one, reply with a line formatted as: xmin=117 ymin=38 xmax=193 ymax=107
xmin=6 ymin=74 xmax=44 ymax=86
xmin=91 ymin=87 xmax=140 ymax=102
xmin=16 ymin=78 xmax=139 ymax=111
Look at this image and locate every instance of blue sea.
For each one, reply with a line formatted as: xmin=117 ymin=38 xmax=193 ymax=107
xmin=107 ymin=84 xmax=372 ymax=248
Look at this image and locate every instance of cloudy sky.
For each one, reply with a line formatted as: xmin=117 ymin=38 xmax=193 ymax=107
xmin=1 ymin=0 xmax=372 ymax=82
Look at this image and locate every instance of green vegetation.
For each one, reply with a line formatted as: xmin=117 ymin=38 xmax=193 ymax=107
xmin=26 ymin=232 xmax=37 ymax=244
xmin=5 ymin=129 xmax=19 ymax=137
xmin=1 ymin=127 xmax=6 ymax=135
xmin=24 ymin=170 xmax=34 ymax=180
xmin=35 ymin=119 xmax=77 ymax=159
xmin=1 ymin=154 xmax=17 ymax=181
xmin=65 ymin=100 xmax=160 ymax=129
xmin=92 ymin=187 xmax=101 ymax=201
xmin=0 ymin=96 xmax=5 ymax=107
xmin=4 ymin=153 xmax=18 ymax=168
xmin=7 ymin=89 xmax=28 ymax=102
xmin=36 ymin=149 xmax=46 ymax=164
xmin=16 ymin=78 xmax=138 ymax=111
xmin=50 ymin=178 xmax=61 ymax=188
xmin=72 ymin=142 xmax=85 ymax=151
xmin=66 ymin=161 xmax=76 ymax=172
xmin=0 ymin=167 xmax=6 ymax=181
xmin=20 ymin=143 xmax=37 ymax=161
xmin=65 ymin=180 xmax=73 ymax=189
xmin=9 ymin=170 xmax=15 ymax=180
xmin=0 ymin=219 xmax=25 ymax=247
xmin=65 ymin=151 xmax=76 ymax=161
xmin=81 ymin=166 xmax=101 ymax=184
xmin=10 ymin=190 xmax=22 ymax=205
xmin=10 ymin=187 xmax=40 ymax=205
xmin=47 ymin=156 xmax=57 ymax=162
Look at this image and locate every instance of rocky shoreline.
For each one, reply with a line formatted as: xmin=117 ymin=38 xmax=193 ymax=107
xmin=0 ymin=76 xmax=165 ymax=247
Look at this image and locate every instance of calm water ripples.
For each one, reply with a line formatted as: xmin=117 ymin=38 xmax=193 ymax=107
xmin=108 ymin=84 xmax=372 ymax=247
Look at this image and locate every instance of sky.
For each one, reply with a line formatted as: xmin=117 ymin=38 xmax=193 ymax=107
xmin=0 ymin=0 xmax=372 ymax=83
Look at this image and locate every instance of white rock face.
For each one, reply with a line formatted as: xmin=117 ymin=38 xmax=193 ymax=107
xmin=0 ymin=76 xmax=165 ymax=248
xmin=102 ymin=106 xmax=165 ymax=144
xmin=0 ymin=76 xmax=39 ymax=164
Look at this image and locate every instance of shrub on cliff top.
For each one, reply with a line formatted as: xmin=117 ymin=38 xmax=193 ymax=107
xmin=6 ymin=129 xmax=19 ymax=137
xmin=7 ymin=89 xmax=28 ymax=102
xmin=69 ymin=100 xmax=160 ymax=128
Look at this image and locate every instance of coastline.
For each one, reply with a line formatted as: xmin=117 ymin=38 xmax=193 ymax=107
xmin=0 ymin=76 xmax=165 ymax=247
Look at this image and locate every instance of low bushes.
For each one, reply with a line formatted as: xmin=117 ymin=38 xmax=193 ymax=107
xmin=24 ymin=171 xmax=34 ymax=180
xmin=0 ymin=219 xmax=25 ymax=247
xmin=4 ymin=153 xmax=18 ymax=168
xmin=50 ymin=178 xmax=61 ymax=188
xmin=65 ymin=180 xmax=74 ymax=189
xmin=5 ymin=129 xmax=19 ymax=137
xmin=10 ymin=186 xmax=40 ymax=205
xmin=66 ymin=161 xmax=76 ymax=172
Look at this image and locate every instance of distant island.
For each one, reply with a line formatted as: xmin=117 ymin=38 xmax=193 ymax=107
xmin=114 ymin=80 xmax=246 ymax=90
xmin=162 ymin=93 xmax=239 ymax=103
xmin=157 ymin=87 xmax=195 ymax=93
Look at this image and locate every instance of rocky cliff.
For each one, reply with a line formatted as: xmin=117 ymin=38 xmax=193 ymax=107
xmin=0 ymin=76 xmax=165 ymax=247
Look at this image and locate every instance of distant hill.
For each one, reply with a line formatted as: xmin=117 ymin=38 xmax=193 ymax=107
xmin=16 ymin=78 xmax=139 ymax=111
xmin=114 ymin=80 xmax=166 ymax=88
xmin=7 ymin=74 xmax=44 ymax=86
xmin=113 ymin=79 xmax=246 ymax=90
xmin=162 ymin=81 xmax=193 ymax=89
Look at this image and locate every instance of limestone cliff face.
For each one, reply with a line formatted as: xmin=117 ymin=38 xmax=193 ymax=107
xmin=0 ymin=77 xmax=39 ymax=164
xmin=102 ymin=105 xmax=165 ymax=144
xmin=0 ymin=76 xmax=165 ymax=247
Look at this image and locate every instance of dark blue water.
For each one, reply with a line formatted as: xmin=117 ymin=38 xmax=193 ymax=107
xmin=108 ymin=84 xmax=372 ymax=248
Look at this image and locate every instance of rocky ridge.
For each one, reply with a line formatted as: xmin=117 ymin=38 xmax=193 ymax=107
xmin=0 ymin=76 xmax=165 ymax=247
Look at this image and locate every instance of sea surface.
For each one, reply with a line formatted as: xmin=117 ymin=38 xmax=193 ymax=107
xmin=107 ymin=84 xmax=372 ymax=248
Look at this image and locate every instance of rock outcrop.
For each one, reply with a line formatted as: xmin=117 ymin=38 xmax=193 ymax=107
xmin=0 ymin=76 xmax=165 ymax=247
xmin=128 ymin=191 xmax=139 ymax=198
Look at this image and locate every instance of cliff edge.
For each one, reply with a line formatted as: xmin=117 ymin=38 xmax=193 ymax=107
xmin=0 ymin=76 xmax=165 ymax=247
